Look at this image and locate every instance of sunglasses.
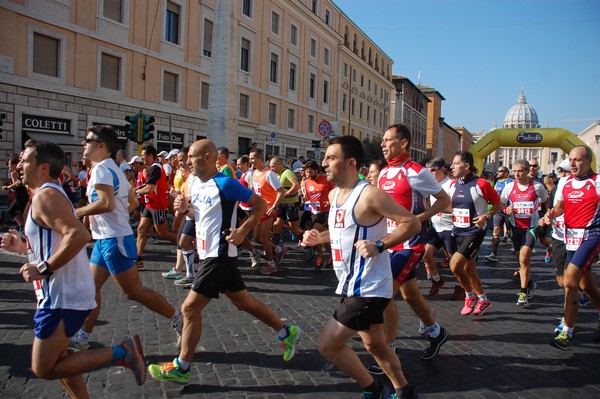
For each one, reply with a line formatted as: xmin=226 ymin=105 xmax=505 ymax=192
xmin=530 ymin=165 xmax=539 ymax=168
xmin=83 ymin=137 xmax=102 ymax=144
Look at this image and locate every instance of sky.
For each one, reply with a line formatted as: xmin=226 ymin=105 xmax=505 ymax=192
xmin=336 ymin=0 xmax=600 ymax=135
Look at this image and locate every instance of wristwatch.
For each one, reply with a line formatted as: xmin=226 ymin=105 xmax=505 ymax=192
xmin=375 ymin=240 xmax=385 ymax=253
xmin=37 ymin=261 xmax=52 ymax=276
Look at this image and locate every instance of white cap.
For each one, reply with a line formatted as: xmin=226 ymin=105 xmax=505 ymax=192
xmin=293 ymin=167 xmax=302 ymax=173
xmin=166 ymin=148 xmax=180 ymax=159
xmin=129 ymin=155 xmax=143 ymax=164
xmin=558 ymin=159 xmax=570 ymax=172
xmin=157 ymin=150 xmax=169 ymax=157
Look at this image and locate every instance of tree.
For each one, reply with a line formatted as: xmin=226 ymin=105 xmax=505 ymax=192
xmin=361 ymin=135 xmax=383 ymax=166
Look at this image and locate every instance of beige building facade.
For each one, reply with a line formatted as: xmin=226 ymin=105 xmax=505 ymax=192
xmin=0 ymin=0 xmax=393 ymax=174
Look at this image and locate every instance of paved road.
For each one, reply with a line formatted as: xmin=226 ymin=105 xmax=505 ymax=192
xmin=1 ymin=234 xmax=599 ymax=398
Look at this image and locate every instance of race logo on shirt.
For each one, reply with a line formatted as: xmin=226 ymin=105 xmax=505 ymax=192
xmin=334 ymin=209 xmax=346 ymax=228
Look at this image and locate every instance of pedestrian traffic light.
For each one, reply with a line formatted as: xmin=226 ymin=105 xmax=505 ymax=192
xmin=124 ymin=113 xmax=140 ymax=142
xmin=142 ymin=115 xmax=155 ymax=142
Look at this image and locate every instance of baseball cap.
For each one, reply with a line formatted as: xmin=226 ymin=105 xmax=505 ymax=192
xmin=293 ymin=167 xmax=302 ymax=173
xmin=129 ymin=155 xmax=143 ymax=164
xmin=158 ymin=150 xmax=169 ymax=157
xmin=166 ymin=148 xmax=180 ymax=159
xmin=558 ymin=159 xmax=570 ymax=171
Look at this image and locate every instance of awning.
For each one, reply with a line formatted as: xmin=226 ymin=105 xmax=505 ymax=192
xmin=24 ymin=132 xmax=82 ymax=146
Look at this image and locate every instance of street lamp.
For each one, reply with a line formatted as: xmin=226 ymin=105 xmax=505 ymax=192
xmin=437 ymin=117 xmax=444 ymax=157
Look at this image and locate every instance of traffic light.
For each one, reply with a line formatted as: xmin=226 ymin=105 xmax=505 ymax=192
xmin=124 ymin=113 xmax=139 ymax=142
xmin=142 ymin=115 xmax=155 ymax=142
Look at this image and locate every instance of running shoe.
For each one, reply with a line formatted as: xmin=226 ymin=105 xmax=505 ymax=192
xmin=579 ymin=290 xmax=590 ymax=307
xmin=390 ymin=385 xmax=420 ymax=399
xmin=421 ymin=327 xmax=449 ymax=360
xmin=516 ymin=291 xmax=528 ymax=306
xmin=451 ymin=286 xmax=465 ymax=301
xmin=69 ymin=335 xmax=90 ymax=352
xmin=362 ymin=384 xmax=391 ymax=399
xmin=174 ymin=276 xmax=194 ymax=288
xmin=473 ymin=299 xmax=492 ymax=316
xmin=544 ymin=250 xmax=553 ymax=264
xmin=304 ymin=246 xmax=314 ymax=261
xmin=275 ymin=245 xmax=288 ymax=266
xmin=148 ymin=358 xmax=190 ymax=385
xmin=484 ymin=253 xmax=498 ymax=262
xmin=513 ymin=270 xmax=519 ymax=278
xmin=260 ymin=262 xmax=279 ymax=275
xmin=279 ymin=325 xmax=302 ymax=361
xmin=429 ymin=277 xmax=446 ymax=297
xmin=147 ymin=236 xmax=160 ymax=245
xmin=502 ymin=235 xmax=509 ymax=243
xmin=418 ymin=308 xmax=437 ymax=336
xmin=526 ymin=280 xmax=538 ymax=299
xmin=250 ymin=249 xmax=261 ymax=268
xmin=116 ymin=335 xmax=146 ymax=386
xmin=135 ymin=259 xmax=144 ymax=270
xmin=162 ymin=268 xmax=183 ymax=279
xmin=461 ymin=296 xmax=477 ymax=316
xmin=554 ymin=317 xmax=564 ymax=336
xmin=550 ymin=331 xmax=572 ymax=350
xmin=315 ymin=256 xmax=325 ymax=270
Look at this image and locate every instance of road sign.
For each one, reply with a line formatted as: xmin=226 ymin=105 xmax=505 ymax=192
xmin=269 ymin=131 xmax=277 ymax=144
xmin=318 ymin=120 xmax=332 ymax=137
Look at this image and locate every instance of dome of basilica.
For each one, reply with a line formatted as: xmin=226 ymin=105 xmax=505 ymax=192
xmin=503 ymin=90 xmax=540 ymax=128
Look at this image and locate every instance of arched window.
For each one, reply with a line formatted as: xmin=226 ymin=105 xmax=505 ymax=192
xmin=344 ymin=26 xmax=349 ymax=47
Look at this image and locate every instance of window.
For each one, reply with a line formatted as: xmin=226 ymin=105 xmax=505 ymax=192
xmin=269 ymin=53 xmax=278 ymax=83
xmin=289 ymin=63 xmax=296 ymax=91
xmin=240 ymin=38 xmax=250 ymax=72
xmin=311 ymin=0 xmax=317 ymax=14
xmin=287 ymin=108 xmax=295 ymax=130
xmin=33 ymin=33 xmax=59 ymax=77
xmin=165 ymin=2 xmax=180 ymax=44
xmin=239 ymin=93 xmax=249 ymax=118
xmin=359 ymin=102 xmax=363 ymax=119
xmin=342 ymin=94 xmax=347 ymax=112
xmin=323 ymin=79 xmax=328 ymax=104
xmin=367 ymin=105 xmax=370 ymax=122
xmin=271 ymin=11 xmax=279 ymax=35
xmin=268 ymin=103 xmax=277 ymax=125
xmin=200 ymin=82 xmax=210 ymax=109
xmin=308 ymin=114 xmax=315 ymax=134
xmin=309 ymin=73 xmax=315 ymax=99
xmin=324 ymin=47 xmax=329 ymax=66
xmin=242 ymin=0 xmax=252 ymax=17
xmin=103 ymin=0 xmax=122 ymax=22
xmin=325 ymin=9 xmax=331 ymax=25
xmin=373 ymin=109 xmax=376 ymax=125
xmin=310 ymin=38 xmax=317 ymax=57
xmin=203 ymin=19 xmax=213 ymax=57
xmin=368 ymin=79 xmax=371 ymax=91
xmin=344 ymin=62 xmax=348 ymax=78
xmin=100 ymin=53 xmax=120 ymax=90
xmin=360 ymin=74 xmax=364 ymax=87
xmin=163 ymin=71 xmax=178 ymax=102
xmin=290 ymin=24 xmax=298 ymax=46
xmin=351 ymin=98 xmax=355 ymax=116
xmin=352 ymin=68 xmax=356 ymax=83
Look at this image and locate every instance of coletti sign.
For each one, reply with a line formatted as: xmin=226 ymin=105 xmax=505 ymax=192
xmin=516 ymin=131 xmax=542 ymax=144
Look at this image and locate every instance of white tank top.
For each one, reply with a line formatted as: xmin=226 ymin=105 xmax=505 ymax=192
xmin=328 ymin=180 xmax=393 ymax=298
xmin=25 ymin=182 xmax=96 ymax=310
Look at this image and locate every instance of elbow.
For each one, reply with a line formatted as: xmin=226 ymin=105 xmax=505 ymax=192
xmin=410 ymin=218 xmax=421 ymax=236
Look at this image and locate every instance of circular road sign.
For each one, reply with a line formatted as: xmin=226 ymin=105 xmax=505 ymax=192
xmin=318 ymin=120 xmax=332 ymax=137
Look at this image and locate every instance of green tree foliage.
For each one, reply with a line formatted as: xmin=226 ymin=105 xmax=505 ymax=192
xmin=361 ymin=135 xmax=383 ymax=166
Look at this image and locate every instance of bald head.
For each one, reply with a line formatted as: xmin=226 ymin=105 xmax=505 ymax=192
xmin=189 ymin=139 xmax=218 ymax=178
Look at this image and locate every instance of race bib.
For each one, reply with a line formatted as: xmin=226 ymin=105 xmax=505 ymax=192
xmin=565 ymin=228 xmax=584 ymax=251
xmin=252 ymin=182 xmax=262 ymax=196
xmin=330 ymin=238 xmax=344 ymax=269
xmin=33 ymin=280 xmax=45 ymax=302
xmin=309 ymin=201 xmax=321 ymax=214
xmin=513 ymin=201 xmax=534 ymax=218
xmin=197 ymin=230 xmax=207 ymax=258
xmin=387 ymin=218 xmax=397 ymax=234
xmin=453 ymin=208 xmax=470 ymax=228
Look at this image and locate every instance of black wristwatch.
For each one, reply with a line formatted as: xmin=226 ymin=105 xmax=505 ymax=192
xmin=375 ymin=240 xmax=385 ymax=253
xmin=37 ymin=261 xmax=52 ymax=276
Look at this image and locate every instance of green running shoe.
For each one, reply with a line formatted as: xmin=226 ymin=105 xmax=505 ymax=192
xmin=148 ymin=358 xmax=190 ymax=385
xmin=280 ymin=325 xmax=302 ymax=361
xmin=550 ymin=331 xmax=572 ymax=351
